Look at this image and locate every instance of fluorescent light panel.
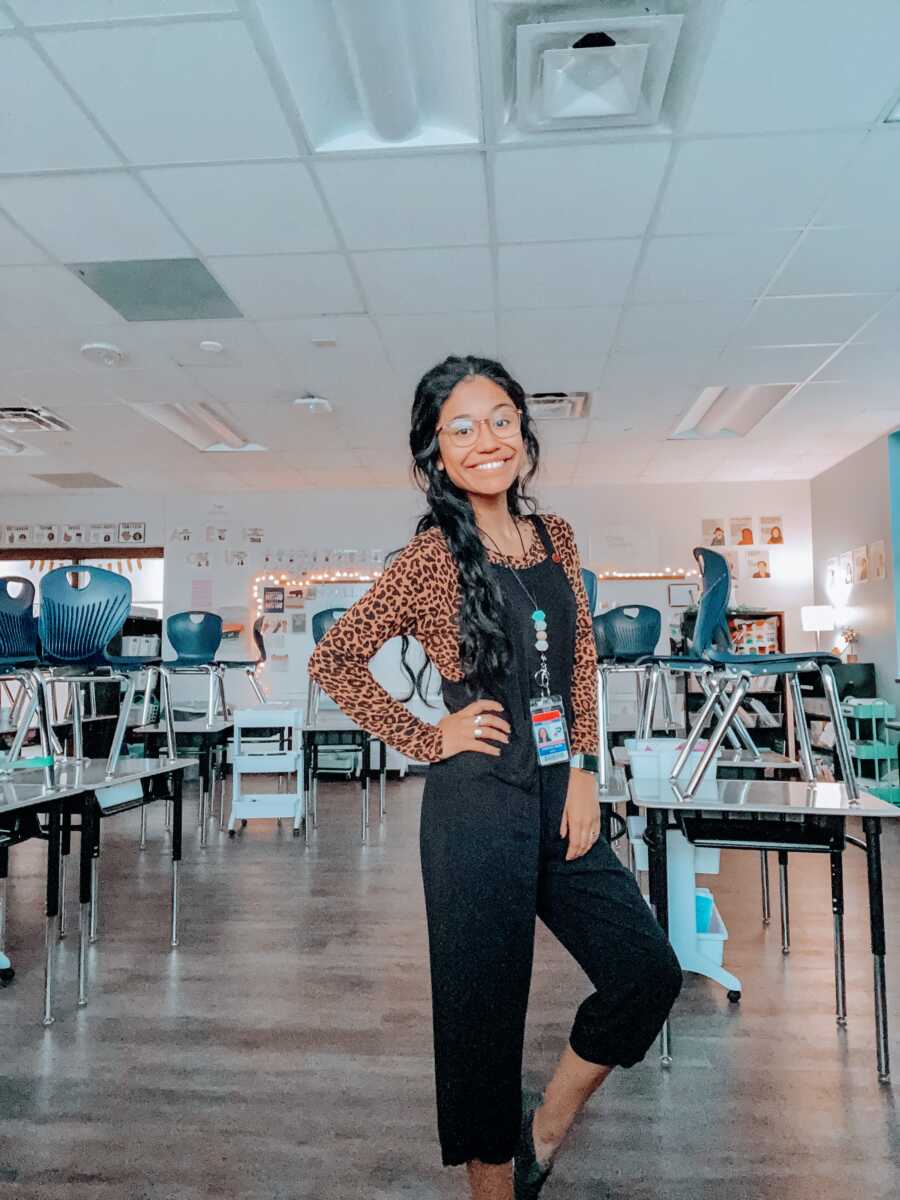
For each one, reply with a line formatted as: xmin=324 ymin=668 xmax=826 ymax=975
xmin=670 ymin=385 xmax=792 ymax=440
xmin=131 ymin=403 xmax=265 ymax=453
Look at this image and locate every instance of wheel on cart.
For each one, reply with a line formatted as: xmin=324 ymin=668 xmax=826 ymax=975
xmin=0 ymin=966 xmax=15 ymax=986
xmin=228 ymin=830 xmax=236 ymax=838
xmin=727 ymin=990 xmax=741 ymax=1004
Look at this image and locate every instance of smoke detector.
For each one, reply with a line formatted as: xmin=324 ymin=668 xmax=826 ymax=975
xmin=80 ymin=341 xmax=128 ymax=367
xmin=293 ymin=393 xmax=333 ymax=413
xmin=525 ymin=392 xmax=591 ymax=420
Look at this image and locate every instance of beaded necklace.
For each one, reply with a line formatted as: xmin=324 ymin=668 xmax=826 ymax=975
xmin=478 ymin=519 xmax=551 ymax=699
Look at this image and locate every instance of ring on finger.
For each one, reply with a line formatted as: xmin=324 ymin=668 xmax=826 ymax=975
xmin=474 ymin=714 xmax=484 ymax=726
xmin=474 ymin=728 xmax=483 ymax=739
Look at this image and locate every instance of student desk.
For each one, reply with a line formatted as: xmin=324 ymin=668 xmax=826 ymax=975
xmin=303 ymin=712 xmax=387 ymax=843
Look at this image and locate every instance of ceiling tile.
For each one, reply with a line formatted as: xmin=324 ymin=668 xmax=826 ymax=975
xmin=815 ymin=131 xmax=900 ymax=228
xmin=39 ymin=21 xmax=296 ymax=164
xmin=0 ymin=173 xmax=190 ymax=262
xmin=498 ymin=240 xmax=640 ymax=309
xmin=377 ymin=312 xmax=497 ymax=391
xmin=206 ymin=254 xmax=363 ymax=320
xmin=685 ymin=0 xmax=900 ymax=134
xmin=0 ymin=38 xmax=119 ymax=172
xmin=632 ymin=231 xmax=798 ymax=303
xmin=851 ymin=293 xmax=900 ymax=343
xmin=142 ymin=163 xmax=336 ymax=255
xmin=8 ymin=1 xmax=237 ymax=22
xmin=769 ymin=228 xmax=900 ymax=296
xmin=494 ymin=142 xmax=670 ymax=243
xmin=0 ymin=264 xmax=122 ymax=330
xmin=498 ymin=308 xmax=618 ymax=392
xmin=599 ymin=350 xmax=714 ymax=395
xmin=813 ymin=342 xmax=900 ymax=384
xmin=0 ymin=210 xmax=47 ymax=265
xmin=315 ymin=154 xmax=488 ymax=251
xmin=656 ymin=133 xmax=861 ymax=235
xmin=616 ymin=301 xmax=751 ymax=351
xmin=352 ymin=247 xmax=493 ymax=314
xmin=712 ymin=344 xmax=837 ymax=386
xmin=733 ymin=295 xmax=887 ymax=346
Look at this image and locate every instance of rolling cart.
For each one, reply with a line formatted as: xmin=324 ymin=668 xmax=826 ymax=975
xmin=228 ymin=706 xmax=303 ymax=837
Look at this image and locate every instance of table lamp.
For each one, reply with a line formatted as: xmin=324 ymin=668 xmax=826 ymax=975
xmin=801 ymin=604 xmax=835 ymax=651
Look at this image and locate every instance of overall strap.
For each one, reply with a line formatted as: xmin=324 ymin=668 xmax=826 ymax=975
xmin=529 ymin=514 xmax=557 ymax=558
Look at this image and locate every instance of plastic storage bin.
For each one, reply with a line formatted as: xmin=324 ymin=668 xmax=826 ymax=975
xmin=625 ymin=736 xmax=721 ymax=795
xmin=695 ymin=887 xmax=728 ymax=966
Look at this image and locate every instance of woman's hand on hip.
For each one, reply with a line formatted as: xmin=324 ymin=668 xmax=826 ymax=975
xmin=438 ymin=700 xmax=510 ymax=759
xmin=561 ymin=767 xmax=601 ymax=860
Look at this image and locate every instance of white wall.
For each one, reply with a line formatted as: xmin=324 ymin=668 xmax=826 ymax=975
xmin=811 ymin=436 xmax=898 ymax=706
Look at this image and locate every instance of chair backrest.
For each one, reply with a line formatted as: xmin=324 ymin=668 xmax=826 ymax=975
xmin=167 ymin=611 xmax=223 ymax=664
xmin=0 ymin=576 xmax=37 ymax=659
xmin=311 ymin=607 xmax=348 ymax=644
xmin=39 ymin=565 xmax=131 ymax=664
xmin=593 ymin=606 xmax=661 ymax=661
xmin=690 ymin=547 xmax=733 ymax=656
xmin=580 ymin=568 xmax=598 ymax=616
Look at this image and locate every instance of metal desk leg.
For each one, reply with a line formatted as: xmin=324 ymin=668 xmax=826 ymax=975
xmin=596 ymin=667 xmax=609 ymax=791
xmin=303 ymin=734 xmax=311 ymax=845
xmin=218 ymin=742 xmax=228 ymax=832
xmin=831 ymin=850 xmax=847 ymax=1027
xmin=88 ymin=811 xmax=100 ymax=944
xmin=59 ymin=809 xmax=71 ymax=939
xmin=312 ymin=742 xmax=319 ymax=829
xmin=42 ymin=803 xmax=61 ymax=1027
xmin=0 ymin=846 xmax=8 ymax=959
xmin=139 ymin=799 xmax=148 ymax=851
xmin=778 ymin=850 xmax=790 ymax=955
xmin=360 ymin=735 xmax=369 ymax=843
xmin=379 ymin=739 xmax=386 ymax=823
xmin=646 ymin=808 xmax=672 ymax=1067
xmin=862 ymin=817 xmax=890 ymax=1083
xmin=78 ymin=798 xmax=96 ymax=1007
xmin=760 ymin=851 xmax=771 ymax=926
xmin=171 ymin=772 xmax=182 ymax=947
xmin=199 ymin=743 xmax=211 ymax=846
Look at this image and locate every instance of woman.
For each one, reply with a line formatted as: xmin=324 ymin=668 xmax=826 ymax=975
xmin=309 ymin=356 xmax=681 ymax=1199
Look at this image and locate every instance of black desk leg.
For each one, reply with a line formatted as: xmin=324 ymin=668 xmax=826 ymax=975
xmin=379 ymin=738 xmax=386 ymax=824
xmin=863 ymin=817 xmax=890 ymax=1083
xmin=646 ymin=808 xmax=672 ymax=1066
xmin=42 ymin=803 xmax=61 ymax=1027
xmin=89 ymin=801 xmax=101 ymax=944
xmin=59 ymin=808 xmax=71 ymax=940
xmin=0 ymin=845 xmax=12 ymax=983
xmin=302 ymin=734 xmax=311 ymax=845
xmin=78 ymin=799 xmax=96 ymax=1008
xmin=360 ymin=735 xmax=369 ymax=843
xmin=830 ymin=850 xmax=847 ymax=1027
xmin=171 ymin=771 xmax=183 ymax=948
xmin=199 ymin=743 xmax=211 ymax=844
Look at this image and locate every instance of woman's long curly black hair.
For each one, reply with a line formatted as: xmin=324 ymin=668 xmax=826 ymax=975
xmin=399 ymin=355 xmax=541 ymax=703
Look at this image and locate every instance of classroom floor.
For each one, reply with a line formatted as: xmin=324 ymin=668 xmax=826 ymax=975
xmin=1 ymin=775 xmax=899 ymax=1200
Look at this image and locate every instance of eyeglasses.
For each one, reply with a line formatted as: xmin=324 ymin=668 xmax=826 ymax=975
xmin=436 ymin=406 xmax=522 ymax=448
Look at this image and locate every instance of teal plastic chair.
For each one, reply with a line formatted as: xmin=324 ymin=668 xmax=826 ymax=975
xmin=307 ymin=609 xmax=348 ymax=723
xmin=580 ymin=569 xmax=598 ymax=617
xmin=150 ymin=611 xmax=227 ymax=741
xmin=0 ymin=578 xmax=44 ymax=776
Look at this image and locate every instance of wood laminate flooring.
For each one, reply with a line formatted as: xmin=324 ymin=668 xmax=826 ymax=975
xmin=0 ymin=777 xmax=898 ymax=1199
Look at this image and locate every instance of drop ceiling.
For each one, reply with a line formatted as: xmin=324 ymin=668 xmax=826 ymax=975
xmin=0 ymin=0 xmax=899 ymax=495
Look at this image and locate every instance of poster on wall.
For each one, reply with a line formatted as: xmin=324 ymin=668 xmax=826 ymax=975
xmin=244 ymin=527 xmax=265 ymax=545
xmin=171 ymin=527 xmax=192 ymax=543
xmin=721 ymin=548 xmax=739 ymax=580
xmin=744 ymin=550 xmax=770 ymax=579
xmin=3 ymin=524 xmax=31 ymax=546
xmin=285 ymin=585 xmax=306 ymax=608
xmin=206 ymin=524 xmax=230 ymax=544
xmin=701 ymin=519 xmax=727 ymax=547
xmin=839 ymin=551 xmax=853 ymax=587
xmin=187 ymin=551 xmax=210 ymax=569
xmin=263 ymin=586 xmax=285 ymax=613
xmin=853 ymin=545 xmax=869 ymax=583
xmin=729 ymin=517 xmax=755 ymax=546
xmin=291 ymin=612 xmax=307 ymax=634
xmin=62 ymin=524 xmax=86 ymax=546
xmin=89 ymin=523 xmax=118 ymax=545
xmin=869 ymin=540 xmax=886 ymax=582
xmin=118 ymin=521 xmax=146 ymax=545
xmin=225 ymin=549 xmax=247 ymax=568
xmin=32 ymin=524 xmax=60 ymax=546
xmin=825 ymin=557 xmax=839 ymax=592
xmin=760 ymin=516 xmax=784 ymax=545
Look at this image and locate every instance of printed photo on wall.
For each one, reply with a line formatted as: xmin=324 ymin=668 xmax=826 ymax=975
xmin=263 ymin=586 xmax=285 ymax=613
xmin=701 ymin=519 xmax=727 ymax=547
xmin=745 ymin=550 xmax=771 ymax=579
xmin=33 ymin=524 xmax=59 ymax=546
xmin=171 ymin=527 xmax=192 ymax=543
xmin=225 ymin=549 xmax=247 ymax=568
xmin=3 ymin=525 xmax=31 ymax=546
xmin=291 ymin=612 xmax=307 ymax=635
xmin=63 ymin=524 xmax=86 ymax=545
xmin=285 ymin=586 xmax=306 ymax=608
xmin=761 ymin=516 xmax=784 ymax=545
xmin=730 ymin=517 xmax=755 ymax=546
xmin=720 ymin=549 xmax=739 ymax=580
xmin=119 ymin=521 xmax=146 ymax=545
xmin=187 ymin=552 xmax=210 ymax=570
xmin=840 ymin=551 xmax=853 ymax=587
xmin=853 ymin=545 xmax=869 ymax=583
xmin=869 ymin=539 xmax=886 ymax=582
xmin=826 ymin=557 xmax=839 ymax=592
xmin=206 ymin=525 xmax=229 ymax=544
xmin=244 ymin=527 xmax=265 ymax=545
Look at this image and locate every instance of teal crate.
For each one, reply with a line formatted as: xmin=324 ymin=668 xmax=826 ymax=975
xmin=870 ymin=784 xmax=900 ymax=806
xmin=849 ymin=740 xmax=895 ymax=760
xmin=844 ymin=700 xmax=897 ymax=720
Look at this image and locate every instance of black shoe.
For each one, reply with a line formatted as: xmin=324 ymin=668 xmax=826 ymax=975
xmin=514 ymin=1090 xmax=555 ymax=1200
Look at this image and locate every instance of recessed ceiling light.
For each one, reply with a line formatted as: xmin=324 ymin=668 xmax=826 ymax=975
xmin=670 ymin=385 xmax=793 ymax=440
xmin=199 ymin=340 xmax=225 ymax=354
xmin=80 ymin=341 xmax=128 ymax=367
xmin=293 ymin=393 xmax=333 ymax=413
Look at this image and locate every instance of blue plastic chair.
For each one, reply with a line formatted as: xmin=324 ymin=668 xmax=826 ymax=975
xmin=166 ymin=611 xmax=223 ymax=665
xmin=216 ymin=616 xmax=268 ymax=704
xmin=312 ymin=608 xmax=348 ymax=644
xmin=580 ymin=569 xmax=598 ymax=617
xmin=0 ymin=577 xmax=38 ymax=667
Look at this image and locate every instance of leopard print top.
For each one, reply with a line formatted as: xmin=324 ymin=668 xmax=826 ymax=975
xmin=307 ymin=513 xmax=597 ymax=763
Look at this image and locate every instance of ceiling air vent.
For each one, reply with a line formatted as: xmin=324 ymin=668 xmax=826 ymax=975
xmin=526 ymin=391 xmax=591 ymax=420
xmin=0 ymin=407 xmax=72 ymax=433
xmin=512 ymin=11 xmax=683 ymax=133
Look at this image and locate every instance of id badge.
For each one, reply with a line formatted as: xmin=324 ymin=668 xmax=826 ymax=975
xmin=530 ymin=695 xmax=571 ymax=767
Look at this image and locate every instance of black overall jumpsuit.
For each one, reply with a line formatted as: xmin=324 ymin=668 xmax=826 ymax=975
xmin=419 ymin=516 xmax=682 ymax=1167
